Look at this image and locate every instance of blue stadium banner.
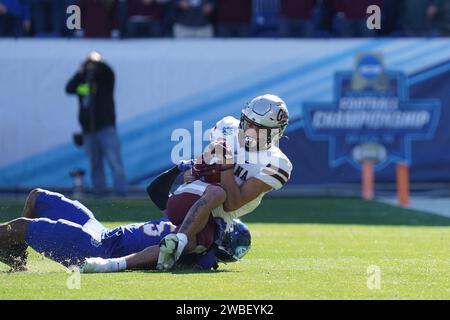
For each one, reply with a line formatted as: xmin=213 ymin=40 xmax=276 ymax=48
xmin=302 ymin=53 xmax=441 ymax=172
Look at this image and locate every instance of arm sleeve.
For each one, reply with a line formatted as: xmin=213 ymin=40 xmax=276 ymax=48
xmin=146 ymin=166 xmax=181 ymax=211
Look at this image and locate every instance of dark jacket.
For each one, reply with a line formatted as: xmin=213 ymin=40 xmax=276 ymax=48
xmin=66 ymin=60 xmax=116 ymax=133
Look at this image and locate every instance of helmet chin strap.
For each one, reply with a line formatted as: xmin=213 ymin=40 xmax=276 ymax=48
xmin=240 ymin=114 xmax=281 ymax=151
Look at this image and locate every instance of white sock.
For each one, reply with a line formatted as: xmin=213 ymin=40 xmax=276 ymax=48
xmin=175 ymin=233 xmax=188 ymax=260
xmin=113 ymin=257 xmax=127 ymax=272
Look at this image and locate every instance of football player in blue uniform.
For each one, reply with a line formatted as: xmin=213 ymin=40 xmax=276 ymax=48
xmin=0 ymin=164 xmax=251 ymax=273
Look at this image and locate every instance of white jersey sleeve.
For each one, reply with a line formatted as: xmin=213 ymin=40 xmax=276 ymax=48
xmin=254 ymin=153 xmax=292 ymax=190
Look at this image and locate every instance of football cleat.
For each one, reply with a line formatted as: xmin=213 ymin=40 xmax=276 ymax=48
xmin=156 ymin=234 xmax=179 ymax=271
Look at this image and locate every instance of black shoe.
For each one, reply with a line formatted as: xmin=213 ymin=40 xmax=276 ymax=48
xmin=0 ymin=243 xmax=28 ymax=272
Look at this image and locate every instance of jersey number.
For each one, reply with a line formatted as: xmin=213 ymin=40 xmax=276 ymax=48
xmin=143 ymin=221 xmax=175 ymax=237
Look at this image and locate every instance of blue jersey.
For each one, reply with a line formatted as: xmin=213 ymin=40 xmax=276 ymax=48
xmin=107 ymin=218 xmax=177 ymax=258
xmin=25 ymin=189 xmax=218 ymax=269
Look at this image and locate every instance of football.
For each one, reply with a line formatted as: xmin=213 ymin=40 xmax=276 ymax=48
xmin=193 ymin=163 xmax=221 ymax=184
xmin=203 ymin=168 xmax=221 ymax=184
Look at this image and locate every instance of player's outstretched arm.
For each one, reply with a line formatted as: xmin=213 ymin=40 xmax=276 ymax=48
xmin=123 ymin=245 xmax=160 ymax=270
xmin=81 ymin=245 xmax=160 ymax=273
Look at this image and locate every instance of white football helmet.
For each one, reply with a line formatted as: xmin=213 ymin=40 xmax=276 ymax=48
xmin=239 ymin=94 xmax=289 ymax=150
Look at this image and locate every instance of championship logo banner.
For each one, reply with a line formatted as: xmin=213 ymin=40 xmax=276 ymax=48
xmin=302 ymin=53 xmax=441 ymax=171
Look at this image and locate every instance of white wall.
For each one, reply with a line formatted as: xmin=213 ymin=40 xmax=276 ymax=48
xmin=0 ymin=38 xmax=378 ymax=167
xmin=1 ymin=38 xmax=450 ymax=187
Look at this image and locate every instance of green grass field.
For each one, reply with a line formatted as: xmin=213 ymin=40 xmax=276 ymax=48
xmin=1 ymin=197 xmax=449 ymax=299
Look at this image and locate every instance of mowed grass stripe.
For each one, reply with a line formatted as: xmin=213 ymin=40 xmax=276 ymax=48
xmin=1 ymin=197 xmax=449 ymax=299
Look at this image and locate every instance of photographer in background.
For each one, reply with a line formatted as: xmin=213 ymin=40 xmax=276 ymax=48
xmin=66 ymin=51 xmax=127 ymax=197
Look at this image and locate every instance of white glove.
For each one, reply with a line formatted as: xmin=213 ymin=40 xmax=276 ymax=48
xmin=80 ymin=257 xmax=126 ymax=273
